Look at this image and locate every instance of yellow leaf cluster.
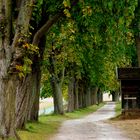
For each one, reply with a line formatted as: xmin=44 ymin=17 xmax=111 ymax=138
xmin=64 ymin=9 xmax=71 ymax=18
xmin=16 ymin=65 xmax=23 ymax=72
xmin=22 ymin=42 xmax=39 ymax=54
xmin=16 ymin=65 xmax=25 ymax=79
xmin=23 ymin=43 xmax=30 ymax=49
xmin=82 ymin=6 xmax=92 ymax=16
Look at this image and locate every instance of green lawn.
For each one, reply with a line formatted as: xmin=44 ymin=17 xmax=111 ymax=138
xmin=19 ymin=103 xmax=105 ymax=140
xmin=18 ymin=115 xmax=64 ymax=140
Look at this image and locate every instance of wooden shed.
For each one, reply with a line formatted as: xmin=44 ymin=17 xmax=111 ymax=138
xmin=117 ymin=68 xmax=140 ymax=114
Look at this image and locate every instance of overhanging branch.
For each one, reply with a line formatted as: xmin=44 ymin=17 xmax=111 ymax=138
xmin=32 ymin=0 xmax=80 ymax=46
xmin=32 ymin=12 xmax=64 ymax=46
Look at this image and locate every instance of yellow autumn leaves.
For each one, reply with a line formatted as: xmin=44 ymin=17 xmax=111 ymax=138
xmin=63 ymin=0 xmax=92 ymax=17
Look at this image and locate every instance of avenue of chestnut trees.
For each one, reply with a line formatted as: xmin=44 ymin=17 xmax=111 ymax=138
xmin=0 ymin=0 xmax=139 ymax=139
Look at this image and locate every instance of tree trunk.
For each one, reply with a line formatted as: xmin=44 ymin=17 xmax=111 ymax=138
xmin=85 ymin=87 xmax=91 ymax=106
xmin=97 ymin=88 xmax=103 ymax=104
xmin=27 ymin=35 xmax=46 ymax=121
xmin=51 ymin=77 xmax=64 ymax=114
xmin=100 ymin=91 xmax=103 ymax=103
xmin=0 ymin=0 xmax=34 ymax=137
xmin=15 ymin=75 xmax=33 ymax=129
xmin=74 ymin=79 xmax=79 ymax=110
xmin=68 ymin=77 xmax=75 ymax=112
xmin=78 ymin=79 xmax=86 ymax=108
xmin=91 ymin=87 xmax=98 ymax=105
xmin=68 ymin=77 xmax=80 ymax=112
xmin=111 ymin=91 xmax=119 ymax=102
xmin=0 ymin=0 xmax=18 ymax=137
xmin=78 ymin=80 xmax=83 ymax=108
xmin=48 ymin=49 xmax=64 ymax=114
xmin=82 ymin=82 xmax=86 ymax=108
xmin=111 ymin=91 xmax=115 ymax=101
xmin=16 ymin=63 xmax=41 ymax=128
xmin=16 ymin=64 xmax=41 ymax=128
xmin=98 ymin=90 xmax=103 ymax=104
xmin=0 ymin=76 xmax=20 ymax=139
xmin=28 ymin=70 xmax=41 ymax=121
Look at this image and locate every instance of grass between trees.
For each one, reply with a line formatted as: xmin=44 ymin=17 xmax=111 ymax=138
xmin=18 ymin=103 xmax=105 ymax=140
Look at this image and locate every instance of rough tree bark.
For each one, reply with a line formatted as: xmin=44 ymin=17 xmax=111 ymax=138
xmin=85 ymin=87 xmax=91 ymax=106
xmin=16 ymin=55 xmax=42 ymax=128
xmin=67 ymin=76 xmax=80 ymax=112
xmin=51 ymin=76 xmax=64 ymax=114
xmin=0 ymin=0 xmax=34 ymax=139
xmin=15 ymin=75 xmax=33 ymax=129
xmin=78 ymin=80 xmax=83 ymax=108
xmin=78 ymin=79 xmax=87 ymax=108
xmin=68 ymin=77 xmax=75 ymax=112
xmin=0 ymin=76 xmax=19 ymax=139
xmin=74 ymin=79 xmax=79 ymax=110
xmin=90 ymin=87 xmax=98 ymax=105
xmin=27 ymin=64 xmax=41 ymax=121
xmin=82 ymin=81 xmax=87 ymax=108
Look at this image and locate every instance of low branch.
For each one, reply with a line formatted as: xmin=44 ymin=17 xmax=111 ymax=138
xmin=32 ymin=12 xmax=64 ymax=46
xmin=32 ymin=0 xmax=79 ymax=46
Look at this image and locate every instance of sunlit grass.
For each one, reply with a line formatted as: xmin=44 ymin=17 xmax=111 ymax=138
xmin=115 ymin=101 xmax=121 ymax=117
xmin=18 ymin=115 xmax=65 ymax=140
xmin=18 ymin=103 xmax=105 ymax=140
xmin=66 ymin=103 xmax=105 ymax=119
xmin=109 ymin=101 xmax=122 ymax=121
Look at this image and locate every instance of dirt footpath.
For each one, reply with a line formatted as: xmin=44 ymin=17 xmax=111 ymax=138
xmin=51 ymin=102 xmax=130 ymax=140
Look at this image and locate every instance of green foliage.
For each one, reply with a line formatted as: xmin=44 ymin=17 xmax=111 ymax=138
xmin=32 ymin=0 xmax=44 ymax=24
xmin=40 ymin=0 xmax=138 ymax=97
xmin=40 ymin=79 xmax=52 ymax=98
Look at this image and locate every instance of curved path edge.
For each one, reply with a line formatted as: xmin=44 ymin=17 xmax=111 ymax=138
xmin=51 ymin=102 xmax=130 ymax=140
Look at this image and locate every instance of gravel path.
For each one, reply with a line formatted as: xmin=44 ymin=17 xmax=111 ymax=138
xmin=51 ymin=102 xmax=130 ymax=140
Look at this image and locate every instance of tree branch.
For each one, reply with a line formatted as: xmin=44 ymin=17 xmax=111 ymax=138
xmin=32 ymin=12 xmax=64 ymax=46
xmin=12 ymin=0 xmax=35 ymax=48
xmin=32 ymin=0 xmax=80 ymax=47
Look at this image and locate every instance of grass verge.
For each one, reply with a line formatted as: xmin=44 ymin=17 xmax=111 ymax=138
xmin=66 ymin=103 xmax=105 ymax=119
xmin=18 ymin=103 xmax=105 ymax=140
xmin=115 ymin=101 xmax=121 ymax=117
xmin=109 ymin=101 xmax=122 ymax=121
